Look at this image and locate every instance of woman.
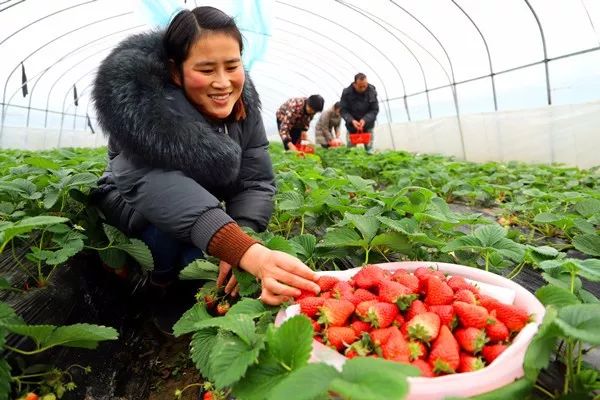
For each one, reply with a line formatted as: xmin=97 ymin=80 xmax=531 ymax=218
xmin=276 ymin=94 xmax=324 ymax=151
xmin=92 ymin=6 xmax=320 ymax=306
xmin=315 ymin=101 xmax=342 ymax=148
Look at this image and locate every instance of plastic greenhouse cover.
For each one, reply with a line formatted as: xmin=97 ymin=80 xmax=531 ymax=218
xmin=1 ymin=0 xmax=599 ymax=139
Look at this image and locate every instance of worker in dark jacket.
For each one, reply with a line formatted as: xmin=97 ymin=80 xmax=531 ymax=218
xmin=92 ymin=6 xmax=320 ymax=307
xmin=340 ymin=73 xmax=379 ymax=152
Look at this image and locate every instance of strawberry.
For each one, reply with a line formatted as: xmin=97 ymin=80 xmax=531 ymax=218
xmin=447 ymin=275 xmax=479 ymax=294
xmin=405 ymin=300 xmax=428 ymax=321
xmin=481 ymin=343 xmax=507 ymax=364
xmin=325 ymin=326 xmax=358 ymax=351
xmin=408 ymin=340 xmax=428 ymax=361
xmin=298 ymin=296 xmax=325 ymax=318
xmin=216 ymin=301 xmax=230 ymax=316
xmin=424 ymin=277 xmax=454 ymax=306
xmin=203 ymin=392 xmax=214 ymax=400
xmin=454 ymin=327 xmax=487 ymax=354
xmin=458 ymin=353 xmax=485 ymax=373
xmin=310 ymin=319 xmax=322 ymax=334
xmin=346 ymin=333 xmax=374 ymax=358
xmin=350 ymin=288 xmax=378 ymax=305
xmin=24 ymin=394 xmax=39 ymax=400
xmin=378 ymin=280 xmax=418 ymax=310
xmin=454 ymin=289 xmax=478 ymax=304
xmin=295 ymin=288 xmax=315 ymax=301
xmin=428 ymin=305 xmax=457 ymax=329
xmin=486 ymin=311 xmax=509 ymax=342
xmin=454 ymin=301 xmax=489 ymax=329
xmin=355 ymin=300 xmax=379 ymax=320
xmin=391 ymin=270 xmax=420 ymax=293
xmin=413 ymin=266 xmax=433 ymax=280
xmin=320 ymin=291 xmax=333 ymax=299
xmin=350 ymin=320 xmax=372 ymax=336
xmin=317 ymin=276 xmax=340 ymax=292
xmin=429 ymin=325 xmax=460 ymax=374
xmin=392 ymin=313 xmax=405 ymax=327
xmin=332 ymin=281 xmax=355 ymax=301
xmin=318 ymin=299 xmax=355 ymax=326
xmin=480 ymin=301 xmax=530 ymax=332
xmin=411 ymin=359 xmax=435 ymax=377
xmin=406 ymin=312 xmax=441 ymax=343
xmin=381 ymin=327 xmax=410 ymax=362
xmin=367 ymin=302 xmax=399 ymax=328
xmin=353 ymin=265 xmax=386 ymax=289
xmin=345 ymin=349 xmax=358 ymax=359
xmin=203 ymin=293 xmax=217 ymax=310
xmin=369 ymin=327 xmax=397 ymax=347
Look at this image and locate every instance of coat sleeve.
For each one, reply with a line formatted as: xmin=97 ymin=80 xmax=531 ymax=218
xmin=362 ymin=86 xmax=380 ymax=126
xmin=110 ymin=153 xmax=234 ymax=251
xmin=277 ymin=100 xmax=293 ymax=139
xmin=225 ymin=112 xmax=276 ymax=232
xmin=340 ymin=89 xmax=354 ymax=125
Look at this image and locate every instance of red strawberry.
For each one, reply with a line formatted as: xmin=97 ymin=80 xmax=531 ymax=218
xmin=378 ymin=280 xmax=418 ymax=309
xmin=481 ymin=343 xmax=507 ymax=364
xmin=381 ymin=328 xmax=410 ymax=362
xmin=392 ymin=313 xmax=405 ymax=327
xmin=320 ymin=291 xmax=333 ymax=299
xmin=480 ymin=300 xmax=530 ymax=332
xmin=408 ymin=340 xmax=428 ymax=361
xmin=405 ymin=300 xmax=428 ymax=321
xmin=325 ymin=326 xmax=358 ymax=351
xmin=486 ymin=311 xmax=509 ymax=342
xmin=391 ymin=271 xmax=420 ymax=293
xmin=428 ymin=305 xmax=457 ymax=329
xmin=369 ymin=327 xmax=397 ymax=347
xmin=353 ymin=265 xmax=386 ymax=289
xmin=454 ymin=289 xmax=478 ymax=304
xmin=413 ymin=266 xmax=433 ymax=279
xmin=319 ymin=299 xmax=355 ymax=326
xmin=317 ymin=276 xmax=340 ymax=292
xmin=447 ymin=276 xmax=479 ymax=294
xmin=310 ymin=319 xmax=322 ymax=334
xmin=345 ymin=349 xmax=358 ymax=359
xmin=295 ymin=289 xmax=315 ymax=301
xmin=411 ymin=359 xmax=434 ymax=377
xmin=454 ymin=327 xmax=487 ymax=354
xmin=332 ymin=281 xmax=354 ymax=300
xmin=203 ymin=392 xmax=213 ymax=400
xmin=216 ymin=301 xmax=230 ymax=316
xmin=350 ymin=288 xmax=378 ymax=305
xmin=367 ymin=302 xmax=399 ymax=328
xmin=454 ymin=301 xmax=489 ymax=329
xmin=424 ymin=277 xmax=454 ymax=306
xmin=406 ymin=312 xmax=441 ymax=343
xmin=458 ymin=353 xmax=485 ymax=373
xmin=203 ymin=293 xmax=217 ymax=309
xmin=350 ymin=320 xmax=372 ymax=336
xmin=429 ymin=326 xmax=460 ymax=374
xmin=356 ymin=300 xmax=379 ymax=320
xmin=298 ymin=296 xmax=325 ymax=318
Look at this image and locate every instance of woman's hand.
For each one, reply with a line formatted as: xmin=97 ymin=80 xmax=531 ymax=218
xmin=239 ymin=243 xmax=320 ymax=305
xmin=217 ymin=260 xmax=238 ymax=296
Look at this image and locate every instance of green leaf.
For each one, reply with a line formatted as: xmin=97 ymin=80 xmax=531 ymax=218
xmin=329 ymin=357 xmax=417 ymax=400
xmin=24 ymin=156 xmax=60 ymax=170
xmin=227 ymin=298 xmax=268 ymax=319
xmin=267 ymin=315 xmax=313 ymax=370
xmin=344 ymin=212 xmax=380 ymax=243
xmin=193 ymin=314 xmax=258 ymax=345
xmin=210 ymin=333 xmax=264 ymax=389
xmin=0 ymin=277 xmax=11 ymax=290
xmin=6 ymin=323 xmax=118 ymax=349
xmin=269 ymin=363 xmax=339 ymax=400
xmin=493 ymin=238 xmax=525 ymax=262
xmin=278 ymin=192 xmax=304 ymax=211
xmin=102 ymin=224 xmax=129 ymax=245
xmin=534 ymin=212 xmax=562 ymax=224
xmin=0 ymin=302 xmax=24 ymax=326
xmin=319 ymin=227 xmax=363 ymax=248
xmin=535 ymin=285 xmax=580 ymax=307
xmin=572 ymin=218 xmax=597 ymax=234
xmin=474 ymin=224 xmax=506 ymax=247
xmin=377 ymin=216 xmax=415 ymax=235
xmin=371 ymin=232 xmax=411 ymax=252
xmin=574 ymin=198 xmax=600 ymax=218
xmin=441 ymin=235 xmax=482 ymax=252
xmin=524 ymin=307 xmax=560 ymax=381
xmin=233 ymin=268 xmax=261 ymax=296
xmin=265 ymin=236 xmax=297 ymax=256
xmin=233 ymin=353 xmax=288 ymax=400
xmin=173 ymin=302 xmax=212 ymax=337
xmin=63 ymin=172 xmax=98 ymax=188
xmin=290 ymin=234 xmax=316 ymax=259
xmin=43 ymin=188 xmax=60 ymax=209
xmin=98 ymin=247 xmax=127 ymax=269
xmin=115 ymin=239 xmax=154 ymax=272
xmin=0 ymin=358 xmax=11 ymax=400
xmin=572 ymin=234 xmax=600 ymax=257
xmin=178 ymin=259 xmax=219 ymax=281
xmin=529 ymin=245 xmax=559 ymax=258
xmin=556 ymin=304 xmax=600 ymax=345
xmin=577 ymin=259 xmax=600 ymax=282
xmin=346 ymin=175 xmax=375 ymax=191
xmin=190 ymin=328 xmax=219 ymax=378
xmin=0 ymin=216 xmax=69 ymax=252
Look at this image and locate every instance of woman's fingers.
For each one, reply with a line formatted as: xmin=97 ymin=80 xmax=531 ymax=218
xmin=269 ymin=268 xmax=320 ymax=294
xmin=262 ymin=277 xmax=300 ymax=298
xmin=273 ymin=252 xmax=319 ymax=281
xmin=217 ymin=261 xmax=232 ymax=288
xmin=225 ymin=275 xmax=237 ymax=295
xmin=259 ymin=287 xmax=291 ymax=306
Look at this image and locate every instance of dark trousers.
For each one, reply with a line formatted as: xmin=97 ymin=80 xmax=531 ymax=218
xmin=140 ymin=225 xmax=204 ymax=284
xmin=277 ymin=118 xmax=304 ymax=150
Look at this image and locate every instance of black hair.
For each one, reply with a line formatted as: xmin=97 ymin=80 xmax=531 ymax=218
xmin=354 ymin=72 xmax=367 ymax=82
xmin=333 ymin=101 xmax=341 ymax=109
xmin=307 ymin=94 xmax=324 ymax=113
xmin=163 ymin=6 xmax=243 ymax=79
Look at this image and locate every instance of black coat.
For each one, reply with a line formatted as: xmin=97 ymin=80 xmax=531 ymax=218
xmin=339 ymin=83 xmax=379 ymax=128
xmin=91 ymin=31 xmax=275 ymax=251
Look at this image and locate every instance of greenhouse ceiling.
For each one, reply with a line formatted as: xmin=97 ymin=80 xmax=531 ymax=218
xmin=1 ymin=0 xmax=599 ymax=138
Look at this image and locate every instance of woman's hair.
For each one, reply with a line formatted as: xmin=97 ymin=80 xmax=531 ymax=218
xmin=307 ymin=94 xmax=324 ymax=113
xmin=163 ymin=6 xmax=244 ymax=77
xmin=333 ymin=101 xmax=341 ymax=109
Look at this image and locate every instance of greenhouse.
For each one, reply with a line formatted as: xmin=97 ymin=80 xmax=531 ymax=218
xmin=1 ymin=1 xmax=599 ymax=399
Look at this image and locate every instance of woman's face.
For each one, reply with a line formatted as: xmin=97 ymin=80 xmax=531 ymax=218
xmin=177 ymin=32 xmax=245 ymax=120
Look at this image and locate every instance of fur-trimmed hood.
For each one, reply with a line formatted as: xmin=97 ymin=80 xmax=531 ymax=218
xmin=92 ymin=30 xmax=261 ymax=188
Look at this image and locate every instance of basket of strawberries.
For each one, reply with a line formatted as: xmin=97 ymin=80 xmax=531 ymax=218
xmin=275 ymin=261 xmax=545 ymax=400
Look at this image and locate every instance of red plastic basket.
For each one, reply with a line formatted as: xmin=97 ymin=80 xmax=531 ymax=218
xmin=297 ymin=144 xmax=315 ymax=154
xmin=349 ymin=132 xmax=372 ymax=145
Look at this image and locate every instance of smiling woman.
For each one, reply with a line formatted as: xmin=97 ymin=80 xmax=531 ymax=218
xmin=91 ymin=6 xmax=320 ymax=315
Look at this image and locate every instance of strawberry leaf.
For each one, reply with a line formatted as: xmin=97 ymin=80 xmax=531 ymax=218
xmin=573 ymin=234 xmax=600 ymax=257
xmin=0 ymin=216 xmax=69 ymax=252
xmin=535 ymin=285 xmax=580 ymax=308
xmin=556 ymin=304 xmax=600 ymax=345
xmin=102 ymin=223 xmax=129 ymax=245
xmin=265 ymin=235 xmax=297 ymax=256
xmin=344 ymin=212 xmax=380 ymax=243
xmin=173 ymin=302 xmax=212 ymax=337
xmin=115 ymin=239 xmax=154 ymax=272
xmin=193 ymin=314 xmax=257 ymax=345
xmin=0 ymin=358 xmax=10 ymax=400
xmin=267 ymin=315 xmax=313 ymax=370
xmin=0 ymin=302 xmax=24 ymax=326
xmin=290 ymin=234 xmax=316 ymax=260
xmin=227 ymin=298 xmax=268 ymax=319
xmin=524 ymin=307 xmax=561 ymax=381
xmin=319 ymin=227 xmax=363 ymax=248
xmin=5 ymin=323 xmax=118 ymax=349
xmin=190 ymin=328 xmax=219 ymax=378
xmin=233 ymin=268 xmax=261 ymax=296
xmin=209 ymin=332 xmax=265 ymax=389
xmin=233 ymin=352 xmax=288 ymax=400
xmin=179 ymin=259 xmax=219 ymax=281
xmin=268 ymin=363 xmax=339 ymax=400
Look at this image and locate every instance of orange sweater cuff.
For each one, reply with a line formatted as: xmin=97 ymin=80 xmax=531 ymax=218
xmin=207 ymin=223 xmax=259 ymax=267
